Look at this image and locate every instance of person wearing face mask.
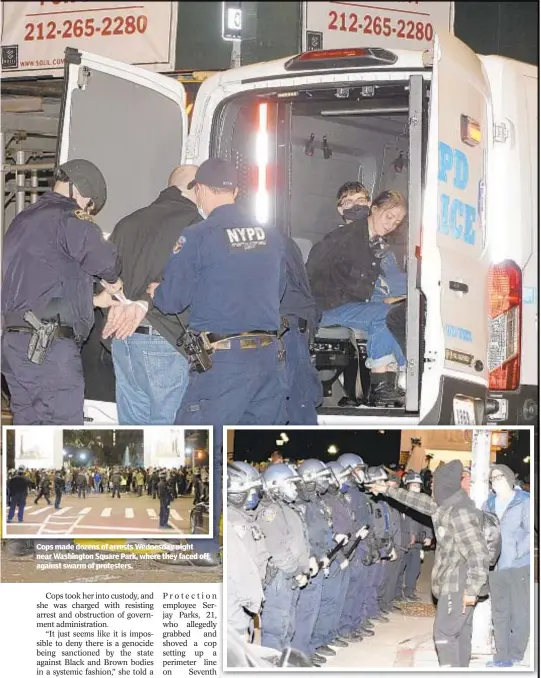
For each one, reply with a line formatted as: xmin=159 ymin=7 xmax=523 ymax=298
xmin=146 ymin=158 xmax=287 ymax=561
xmin=483 ymin=465 xmax=530 ymax=668
xmin=256 ymin=463 xmax=311 ymax=655
xmin=306 ymin=189 xmax=408 ymax=407
xmin=369 ymin=460 xmax=490 ymax=668
xmin=227 ymin=462 xmax=271 ymax=640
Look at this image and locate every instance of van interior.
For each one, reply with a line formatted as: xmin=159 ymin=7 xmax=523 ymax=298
xmin=214 ymin=81 xmax=416 ymax=414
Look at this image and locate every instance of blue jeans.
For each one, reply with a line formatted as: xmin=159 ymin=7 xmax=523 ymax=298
xmin=176 ymin=338 xmax=287 ymax=553
xmin=320 ymin=301 xmax=405 ymax=368
xmin=8 ymin=493 xmax=26 ymax=522
xmin=112 ymin=334 xmax=190 ymax=425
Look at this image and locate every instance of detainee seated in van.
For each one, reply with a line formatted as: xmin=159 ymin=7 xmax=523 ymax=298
xmin=306 ymin=189 xmax=407 ymax=407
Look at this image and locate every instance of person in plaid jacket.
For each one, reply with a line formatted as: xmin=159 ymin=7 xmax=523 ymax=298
xmin=369 ymin=459 xmax=490 ymax=667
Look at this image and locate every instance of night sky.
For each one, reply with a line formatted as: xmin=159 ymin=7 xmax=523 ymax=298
xmin=233 ymin=429 xmax=402 ymax=466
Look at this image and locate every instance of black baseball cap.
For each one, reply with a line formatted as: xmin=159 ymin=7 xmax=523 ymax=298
xmin=187 ymin=158 xmax=238 ymax=191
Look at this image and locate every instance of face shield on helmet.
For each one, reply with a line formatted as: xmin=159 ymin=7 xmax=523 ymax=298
xmin=298 ymin=459 xmax=332 ymax=498
xmin=262 ymin=463 xmax=301 ymax=503
xmin=227 ymin=461 xmax=262 ymax=510
xmin=337 ymin=453 xmax=367 ymax=486
xmin=327 ymin=461 xmax=351 ymax=493
xmin=404 ymin=471 xmax=423 ymax=493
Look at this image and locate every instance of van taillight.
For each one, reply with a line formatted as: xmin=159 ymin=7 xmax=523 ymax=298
xmin=488 ymin=260 xmax=521 ymax=391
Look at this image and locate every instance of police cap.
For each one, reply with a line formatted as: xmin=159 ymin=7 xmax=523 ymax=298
xmin=57 ymin=159 xmax=107 ymax=213
xmin=187 ymin=158 xmax=238 ymax=191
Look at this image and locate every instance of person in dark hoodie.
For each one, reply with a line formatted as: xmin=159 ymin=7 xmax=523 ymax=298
xmin=369 ymin=459 xmax=490 ymax=668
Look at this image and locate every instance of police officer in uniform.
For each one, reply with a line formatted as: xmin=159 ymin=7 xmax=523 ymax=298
xmin=311 ymin=461 xmax=358 ymax=657
xmin=395 ymin=471 xmax=433 ymax=601
xmin=377 ymin=471 xmax=406 ymax=612
xmin=148 ymin=159 xmax=287 ymax=555
xmin=336 ymin=454 xmax=376 ymax=641
xmin=2 ymin=159 xmax=122 ymax=424
xmin=291 ymin=459 xmax=334 ymax=663
xmin=257 ymin=464 xmax=310 ymax=654
xmin=158 ymin=471 xmax=173 ymax=529
xmin=7 ymin=465 xmax=32 ymax=523
xmin=54 ymin=471 xmax=65 ymax=509
xmin=227 ymin=462 xmax=271 ymax=639
xmin=280 ymin=237 xmax=323 ymax=424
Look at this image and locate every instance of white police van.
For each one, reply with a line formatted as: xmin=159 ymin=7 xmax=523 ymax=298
xmin=57 ymin=31 xmax=537 ymax=427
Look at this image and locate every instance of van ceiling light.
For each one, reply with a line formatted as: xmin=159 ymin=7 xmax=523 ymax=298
xmin=284 ymin=47 xmax=398 ymax=71
xmin=460 ymin=115 xmax=481 ymax=146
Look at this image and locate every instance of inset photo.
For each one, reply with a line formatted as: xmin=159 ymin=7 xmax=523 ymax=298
xmin=3 ymin=426 xmax=212 ymax=539
xmin=224 ymin=426 xmax=535 ymax=671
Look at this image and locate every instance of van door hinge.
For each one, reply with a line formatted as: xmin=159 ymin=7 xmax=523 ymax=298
xmin=77 ymin=66 xmax=91 ymax=90
xmin=493 ymin=122 xmax=509 ymax=144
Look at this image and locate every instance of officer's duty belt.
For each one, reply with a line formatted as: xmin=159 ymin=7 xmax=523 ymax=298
xmin=208 ymin=331 xmax=278 ymax=351
xmin=6 ymin=325 xmax=76 ymax=340
xmin=281 ymin=316 xmax=308 ymax=334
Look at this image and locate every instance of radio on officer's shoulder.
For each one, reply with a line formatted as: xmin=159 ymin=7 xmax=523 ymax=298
xmin=175 ymin=315 xmax=213 ymax=373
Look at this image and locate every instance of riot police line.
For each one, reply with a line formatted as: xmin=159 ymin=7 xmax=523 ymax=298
xmin=226 ymin=455 xmax=433 ymax=668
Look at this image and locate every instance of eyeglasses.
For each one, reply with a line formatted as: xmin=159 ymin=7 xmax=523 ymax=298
xmin=490 ymin=474 xmax=505 ymax=482
xmin=340 ymin=197 xmax=369 ymax=209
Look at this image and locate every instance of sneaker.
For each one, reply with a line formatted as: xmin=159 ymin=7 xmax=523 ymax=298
xmin=405 ymin=593 xmax=420 ymax=601
xmin=312 ymin=654 xmax=326 ymax=666
xmin=343 ymin=632 xmax=363 ymax=643
xmin=486 ymin=660 xmax=514 ymax=668
xmin=357 ymin=627 xmax=375 ymax=637
xmin=362 ymin=620 xmax=374 ymax=629
xmin=368 ymin=378 xmax=405 ymax=407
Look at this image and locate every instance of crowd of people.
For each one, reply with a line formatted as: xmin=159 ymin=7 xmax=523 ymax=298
xmin=6 ymin=464 xmax=209 ymax=529
xmin=227 ymin=454 xmax=530 ymax=669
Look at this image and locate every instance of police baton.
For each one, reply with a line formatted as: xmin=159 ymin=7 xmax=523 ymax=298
xmin=340 ymin=525 xmax=369 ymax=569
xmin=319 ymin=532 xmax=352 ymax=576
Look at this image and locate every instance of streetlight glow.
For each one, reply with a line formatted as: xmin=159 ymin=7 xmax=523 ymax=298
xmin=523 ymin=456 xmax=530 ymax=464
xmin=328 ymin=445 xmax=339 ymax=455
xmin=280 ymin=433 xmax=289 ymax=442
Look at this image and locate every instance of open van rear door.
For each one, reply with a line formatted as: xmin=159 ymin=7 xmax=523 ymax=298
xmin=57 ymin=47 xmax=188 ymax=237
xmin=420 ymin=32 xmax=491 ymax=423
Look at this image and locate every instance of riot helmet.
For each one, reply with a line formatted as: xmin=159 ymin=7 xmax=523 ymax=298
xmin=227 ymin=461 xmax=262 ymax=510
xmin=56 ymin=159 xmax=107 ymax=214
xmin=327 ymin=461 xmax=351 ymax=493
xmin=404 ymin=470 xmax=423 ymax=492
xmin=364 ymin=465 xmax=389 ymax=485
xmin=337 ymin=453 xmax=367 ymax=485
xmin=262 ymin=463 xmax=301 ymax=503
xmin=298 ymin=459 xmax=332 ymax=497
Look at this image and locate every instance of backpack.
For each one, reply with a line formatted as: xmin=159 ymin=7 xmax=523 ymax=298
xmin=478 ymin=509 xmax=501 ymax=598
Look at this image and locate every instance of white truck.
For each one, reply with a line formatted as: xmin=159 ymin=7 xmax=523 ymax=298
xmin=56 ymin=31 xmax=538 ymax=427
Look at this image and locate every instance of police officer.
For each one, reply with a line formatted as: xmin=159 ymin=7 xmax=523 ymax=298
xmin=158 ymin=471 xmax=173 ymax=528
xmin=377 ymin=470 xmax=406 ymax=612
xmin=227 ymin=462 xmax=271 ymax=639
xmin=54 ymin=470 xmax=65 ymax=509
xmin=336 ymin=454 xmax=376 ymax=641
xmin=291 ymin=459 xmax=334 ymax=663
xmin=311 ymin=461 xmax=358 ymax=658
xmin=2 ymin=159 xmax=122 ymax=424
xmin=148 ymin=158 xmax=287 ymax=554
xmin=395 ymin=471 xmax=433 ymax=601
xmin=280 ymin=236 xmax=323 ymax=424
xmin=110 ymin=468 xmax=121 ymax=499
xmin=34 ymin=472 xmax=52 ymax=505
xmin=365 ymin=486 xmax=392 ymax=624
xmin=7 ymin=465 xmax=32 ymax=523
xmin=256 ymin=464 xmax=310 ymax=653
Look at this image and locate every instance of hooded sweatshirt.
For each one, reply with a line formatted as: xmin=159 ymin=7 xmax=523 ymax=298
xmin=385 ymin=460 xmax=490 ymax=599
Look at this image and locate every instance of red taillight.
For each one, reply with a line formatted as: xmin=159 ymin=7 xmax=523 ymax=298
xmin=284 ymin=47 xmax=397 ymax=71
xmin=488 ymin=260 xmax=522 ymax=391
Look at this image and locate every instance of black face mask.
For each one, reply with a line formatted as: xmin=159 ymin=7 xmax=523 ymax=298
xmin=342 ymin=204 xmax=369 ymax=222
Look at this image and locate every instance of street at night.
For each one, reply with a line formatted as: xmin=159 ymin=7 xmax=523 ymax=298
xmin=5 ymin=491 xmax=193 ymax=537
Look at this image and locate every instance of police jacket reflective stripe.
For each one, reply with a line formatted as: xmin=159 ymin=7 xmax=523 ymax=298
xmin=2 ymin=192 xmax=121 ymax=339
xmin=306 ymin=215 xmax=381 ymax=311
xmin=153 ymin=204 xmax=286 ymax=334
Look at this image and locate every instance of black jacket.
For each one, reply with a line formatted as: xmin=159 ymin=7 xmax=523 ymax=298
xmin=108 ymin=187 xmax=200 ymax=353
xmin=306 ymin=217 xmax=382 ymax=311
xmin=8 ymin=475 xmax=31 ymax=496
